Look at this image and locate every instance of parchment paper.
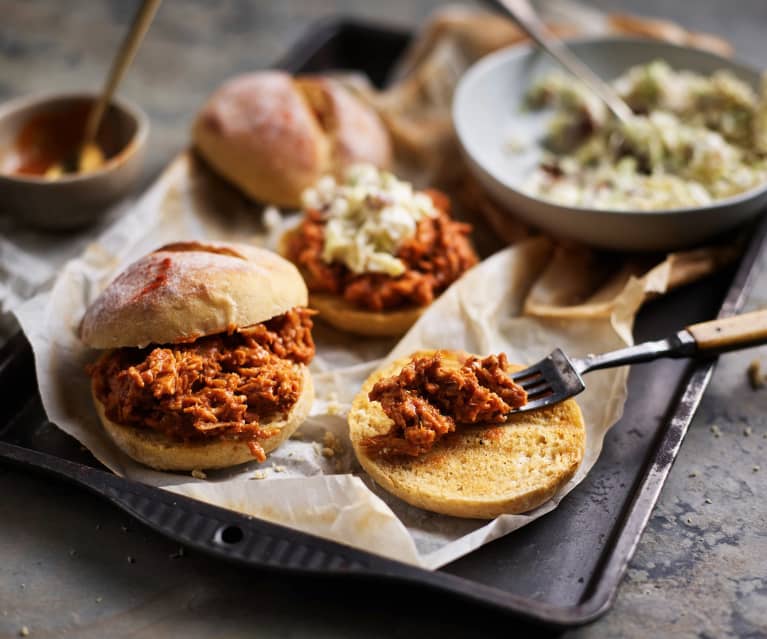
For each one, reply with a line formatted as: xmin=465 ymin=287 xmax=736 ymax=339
xmin=14 ymin=153 xmax=671 ymax=569
xmin=5 ymin=0 xmax=738 ymax=569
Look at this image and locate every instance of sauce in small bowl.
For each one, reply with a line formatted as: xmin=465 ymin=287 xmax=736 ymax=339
xmin=0 ymin=93 xmax=148 ymax=230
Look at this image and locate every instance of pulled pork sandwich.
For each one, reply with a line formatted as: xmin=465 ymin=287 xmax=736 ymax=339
xmin=282 ymin=164 xmax=479 ymax=337
xmin=80 ymin=241 xmax=315 ymax=471
xmin=348 ymin=350 xmax=585 ymax=519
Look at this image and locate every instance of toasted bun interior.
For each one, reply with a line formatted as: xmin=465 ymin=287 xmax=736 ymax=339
xmin=80 ymin=241 xmax=308 ymax=349
xmin=349 ymin=350 xmax=586 ymax=519
xmin=93 ymin=365 xmax=313 ymax=471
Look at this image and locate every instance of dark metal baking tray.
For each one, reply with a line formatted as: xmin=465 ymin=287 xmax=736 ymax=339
xmin=1 ymin=19 xmax=765 ymax=630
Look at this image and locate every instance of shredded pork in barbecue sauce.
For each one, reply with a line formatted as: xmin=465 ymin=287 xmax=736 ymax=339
xmin=287 ymin=190 xmax=478 ymax=311
xmin=363 ymin=353 xmax=527 ymax=458
xmin=88 ymin=308 xmax=315 ymax=462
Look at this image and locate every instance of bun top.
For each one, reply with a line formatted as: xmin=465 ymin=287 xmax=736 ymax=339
xmin=191 ymin=71 xmax=392 ymax=208
xmin=80 ymin=241 xmax=308 ymax=349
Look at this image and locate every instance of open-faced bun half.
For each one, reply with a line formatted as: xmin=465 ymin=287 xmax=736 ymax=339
xmin=308 ymin=292 xmax=424 ymax=338
xmin=349 ymin=350 xmax=586 ymax=519
xmin=192 ymin=71 xmax=392 ymax=208
xmin=80 ymin=240 xmax=308 ymax=349
xmin=278 ymin=227 xmax=423 ymax=338
xmin=81 ymin=241 xmax=314 ymax=471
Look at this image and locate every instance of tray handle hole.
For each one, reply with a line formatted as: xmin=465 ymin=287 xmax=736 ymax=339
xmin=216 ymin=524 xmax=244 ymax=545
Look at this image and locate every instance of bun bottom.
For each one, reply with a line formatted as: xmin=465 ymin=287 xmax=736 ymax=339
xmin=349 ymin=351 xmax=586 ymax=519
xmin=310 ymin=293 xmax=424 ymax=337
xmin=93 ymin=366 xmax=313 ymax=471
xmin=278 ymin=229 xmax=425 ymax=338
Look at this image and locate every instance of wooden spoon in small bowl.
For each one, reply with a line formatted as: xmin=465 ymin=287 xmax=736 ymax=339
xmin=46 ymin=0 xmax=162 ymax=178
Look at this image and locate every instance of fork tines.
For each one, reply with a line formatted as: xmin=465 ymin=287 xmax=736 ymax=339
xmin=509 ymin=349 xmax=586 ymax=412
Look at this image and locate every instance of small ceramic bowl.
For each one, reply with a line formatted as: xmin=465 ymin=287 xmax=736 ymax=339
xmin=453 ymin=38 xmax=767 ymax=252
xmin=0 ymin=92 xmax=148 ymax=230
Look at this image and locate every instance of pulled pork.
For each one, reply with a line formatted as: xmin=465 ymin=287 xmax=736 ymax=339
xmin=286 ymin=190 xmax=478 ymax=311
xmin=363 ymin=353 xmax=527 ymax=458
xmin=88 ymin=307 xmax=315 ymax=461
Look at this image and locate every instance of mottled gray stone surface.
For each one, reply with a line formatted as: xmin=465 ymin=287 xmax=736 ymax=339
xmin=1 ymin=1 xmax=766 ymax=638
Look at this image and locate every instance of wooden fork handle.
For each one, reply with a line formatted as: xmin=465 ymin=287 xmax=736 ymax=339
xmin=687 ymin=309 xmax=767 ymax=353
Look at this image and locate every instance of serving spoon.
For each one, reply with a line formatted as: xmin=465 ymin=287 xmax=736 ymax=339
xmin=480 ymin=0 xmax=634 ymax=123
xmin=46 ymin=0 xmax=162 ymax=178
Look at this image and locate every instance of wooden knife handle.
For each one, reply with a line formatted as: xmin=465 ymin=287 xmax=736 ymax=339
xmin=687 ymin=309 xmax=767 ymax=353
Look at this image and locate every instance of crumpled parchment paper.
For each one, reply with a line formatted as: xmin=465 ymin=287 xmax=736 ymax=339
xmin=14 ymin=153 xmax=678 ymax=569
xmin=4 ymin=1 xmax=738 ymax=569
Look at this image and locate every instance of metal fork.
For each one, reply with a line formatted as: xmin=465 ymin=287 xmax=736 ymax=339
xmin=509 ymin=309 xmax=767 ymax=413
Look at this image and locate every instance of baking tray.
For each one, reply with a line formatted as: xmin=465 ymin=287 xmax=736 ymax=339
xmin=1 ymin=19 xmax=765 ymax=630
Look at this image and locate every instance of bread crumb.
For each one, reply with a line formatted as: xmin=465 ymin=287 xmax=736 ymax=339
xmin=747 ymin=359 xmax=764 ymax=389
xmin=744 ymin=426 xmax=752 ymax=437
xmin=250 ymin=470 xmax=267 ymax=480
xmin=710 ymin=425 xmax=721 ymax=438
xmin=326 ymin=393 xmax=343 ymax=416
xmin=321 ymin=447 xmax=335 ymax=458
xmin=19 ymin=627 xmax=29 ymax=637
xmin=753 ymin=465 xmax=760 ymax=472
xmin=272 ymin=464 xmax=285 ymax=473
xmin=323 ymin=430 xmax=339 ymax=447
xmin=688 ymin=471 xmax=698 ymax=478
xmin=323 ymin=430 xmax=344 ymax=456
xmin=191 ymin=469 xmax=207 ymax=480
xmin=704 ymin=498 xmax=712 ymax=504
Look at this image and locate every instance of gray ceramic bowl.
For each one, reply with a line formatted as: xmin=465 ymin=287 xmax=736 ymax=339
xmin=453 ymin=38 xmax=767 ymax=252
xmin=0 ymin=92 xmax=148 ymax=230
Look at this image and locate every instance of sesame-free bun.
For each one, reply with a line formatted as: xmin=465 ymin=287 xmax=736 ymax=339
xmin=349 ymin=350 xmax=586 ymax=519
xmin=92 ymin=366 xmax=314 ymax=471
xmin=310 ymin=293 xmax=423 ymax=338
xmin=278 ymin=228 xmax=422 ymax=338
xmin=80 ymin=241 xmax=308 ymax=349
xmin=192 ymin=72 xmax=392 ymax=208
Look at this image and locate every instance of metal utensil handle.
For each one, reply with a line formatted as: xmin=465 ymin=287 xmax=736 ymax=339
xmin=482 ymin=0 xmax=634 ymax=123
xmin=574 ymin=331 xmax=697 ymax=375
xmin=687 ymin=309 xmax=767 ymax=353
xmin=576 ymin=309 xmax=767 ymax=375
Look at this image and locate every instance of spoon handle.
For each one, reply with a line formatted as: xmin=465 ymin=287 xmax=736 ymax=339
xmin=481 ymin=0 xmax=634 ymax=123
xmin=83 ymin=0 xmax=162 ymax=145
